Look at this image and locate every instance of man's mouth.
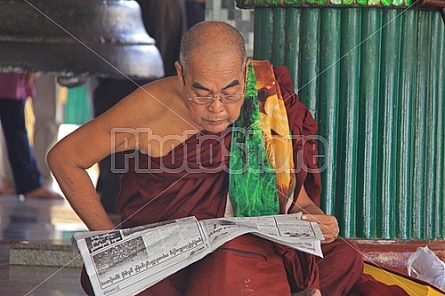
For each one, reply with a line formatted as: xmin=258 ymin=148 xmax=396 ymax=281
xmin=205 ymin=118 xmax=228 ymax=122
xmin=203 ymin=118 xmax=229 ymax=127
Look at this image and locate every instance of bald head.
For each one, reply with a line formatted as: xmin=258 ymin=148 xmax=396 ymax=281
xmin=179 ymin=21 xmax=247 ymax=74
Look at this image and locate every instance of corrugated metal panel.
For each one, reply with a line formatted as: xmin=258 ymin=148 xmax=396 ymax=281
xmin=357 ymin=8 xmax=381 ymax=239
xmin=396 ymin=10 xmax=416 ymax=239
xmin=253 ymin=7 xmax=445 ymax=239
xmin=337 ymin=9 xmax=361 ymax=237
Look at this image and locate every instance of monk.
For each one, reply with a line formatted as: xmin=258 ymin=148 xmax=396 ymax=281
xmin=48 ymin=21 xmax=407 ymax=295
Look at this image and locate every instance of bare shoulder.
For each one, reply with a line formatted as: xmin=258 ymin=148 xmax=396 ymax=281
xmin=51 ymin=76 xmax=192 ymax=160
xmin=135 ymin=77 xmax=180 ymax=105
xmin=119 ymin=77 xmax=182 ymax=118
xmin=97 ymin=77 xmax=183 ymax=128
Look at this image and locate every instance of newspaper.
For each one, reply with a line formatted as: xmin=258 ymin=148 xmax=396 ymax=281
xmin=72 ymin=213 xmax=324 ymax=296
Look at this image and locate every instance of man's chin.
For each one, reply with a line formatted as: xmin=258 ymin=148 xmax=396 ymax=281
xmin=202 ymin=120 xmax=230 ymax=133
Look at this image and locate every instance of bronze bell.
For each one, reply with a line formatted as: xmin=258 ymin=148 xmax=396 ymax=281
xmin=0 ymin=0 xmax=164 ymax=87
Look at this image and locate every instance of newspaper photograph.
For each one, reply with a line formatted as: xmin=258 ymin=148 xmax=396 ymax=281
xmin=73 ymin=213 xmax=324 ymax=296
xmin=74 ymin=217 xmax=210 ymax=296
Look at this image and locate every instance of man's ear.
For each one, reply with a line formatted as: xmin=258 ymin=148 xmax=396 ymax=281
xmin=244 ymin=58 xmax=251 ymax=78
xmin=175 ymin=61 xmax=185 ymax=86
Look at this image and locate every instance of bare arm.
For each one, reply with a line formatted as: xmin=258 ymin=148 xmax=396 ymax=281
xmin=47 ymin=84 xmax=167 ymax=231
xmin=48 ymin=121 xmax=116 ymax=230
xmin=290 ymin=185 xmax=339 ymax=243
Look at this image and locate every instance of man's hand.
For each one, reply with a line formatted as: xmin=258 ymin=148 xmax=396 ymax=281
xmin=302 ymin=214 xmax=339 ymax=244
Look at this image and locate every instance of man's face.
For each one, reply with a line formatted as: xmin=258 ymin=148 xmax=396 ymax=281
xmin=178 ymin=55 xmax=246 ymax=133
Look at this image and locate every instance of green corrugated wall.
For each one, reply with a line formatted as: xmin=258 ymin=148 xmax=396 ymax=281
xmin=252 ymin=7 xmax=445 ymax=240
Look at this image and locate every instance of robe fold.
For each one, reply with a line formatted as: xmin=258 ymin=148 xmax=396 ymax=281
xmin=81 ymin=64 xmax=408 ymax=296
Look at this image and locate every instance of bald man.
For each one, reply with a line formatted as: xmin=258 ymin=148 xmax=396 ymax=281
xmin=48 ymin=21 xmax=407 ymax=296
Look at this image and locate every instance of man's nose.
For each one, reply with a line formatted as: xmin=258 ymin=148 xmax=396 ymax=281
xmin=207 ymin=97 xmax=225 ymax=112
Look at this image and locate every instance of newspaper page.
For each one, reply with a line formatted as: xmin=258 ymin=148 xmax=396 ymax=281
xmin=73 ymin=213 xmax=324 ymax=296
xmin=73 ymin=216 xmax=210 ymax=296
xmin=201 ymin=213 xmax=324 ymax=257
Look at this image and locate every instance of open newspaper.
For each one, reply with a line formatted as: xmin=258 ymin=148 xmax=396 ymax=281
xmin=72 ymin=213 xmax=324 ymax=296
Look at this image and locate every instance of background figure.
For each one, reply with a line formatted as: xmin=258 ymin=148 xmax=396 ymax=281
xmin=33 ymin=74 xmax=64 ymax=187
xmin=93 ymin=0 xmax=187 ymax=214
xmin=0 ymin=72 xmax=61 ymax=199
xmin=185 ymin=0 xmax=205 ymax=28
xmin=0 ymin=122 xmax=14 ymax=194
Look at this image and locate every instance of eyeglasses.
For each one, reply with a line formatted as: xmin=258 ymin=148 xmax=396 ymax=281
xmin=187 ymin=93 xmax=244 ymax=106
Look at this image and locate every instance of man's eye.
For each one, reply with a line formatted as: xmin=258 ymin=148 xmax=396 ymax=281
xmin=223 ymin=94 xmax=243 ymax=101
xmin=224 ymin=94 xmax=238 ymax=100
xmin=195 ymin=97 xmax=211 ymax=102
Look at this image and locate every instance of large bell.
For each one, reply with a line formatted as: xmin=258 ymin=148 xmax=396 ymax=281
xmin=0 ymin=0 xmax=164 ymax=87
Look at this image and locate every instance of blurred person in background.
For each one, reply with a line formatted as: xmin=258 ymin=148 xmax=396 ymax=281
xmin=185 ymin=0 xmax=205 ymax=28
xmin=0 ymin=72 xmax=61 ymax=199
xmin=33 ymin=74 xmax=64 ymax=188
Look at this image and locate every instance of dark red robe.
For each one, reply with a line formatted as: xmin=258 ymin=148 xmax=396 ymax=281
xmin=81 ymin=66 xmax=408 ymax=296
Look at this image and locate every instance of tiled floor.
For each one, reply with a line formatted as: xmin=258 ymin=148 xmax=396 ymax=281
xmin=0 ymin=254 xmax=84 ymax=296
xmin=0 ymin=195 xmax=88 ymax=296
xmin=0 ymin=123 xmax=104 ymax=296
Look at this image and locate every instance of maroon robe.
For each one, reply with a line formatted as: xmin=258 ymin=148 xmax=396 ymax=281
xmin=81 ymin=66 xmax=408 ymax=296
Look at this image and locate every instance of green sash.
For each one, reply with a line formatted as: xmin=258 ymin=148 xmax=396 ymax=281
xmin=229 ymin=61 xmax=295 ymax=217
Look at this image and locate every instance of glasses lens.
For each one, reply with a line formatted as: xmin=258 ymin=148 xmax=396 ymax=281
xmin=220 ymin=94 xmax=242 ymax=103
xmin=191 ymin=97 xmax=212 ymax=105
xmin=189 ymin=94 xmax=244 ymax=105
